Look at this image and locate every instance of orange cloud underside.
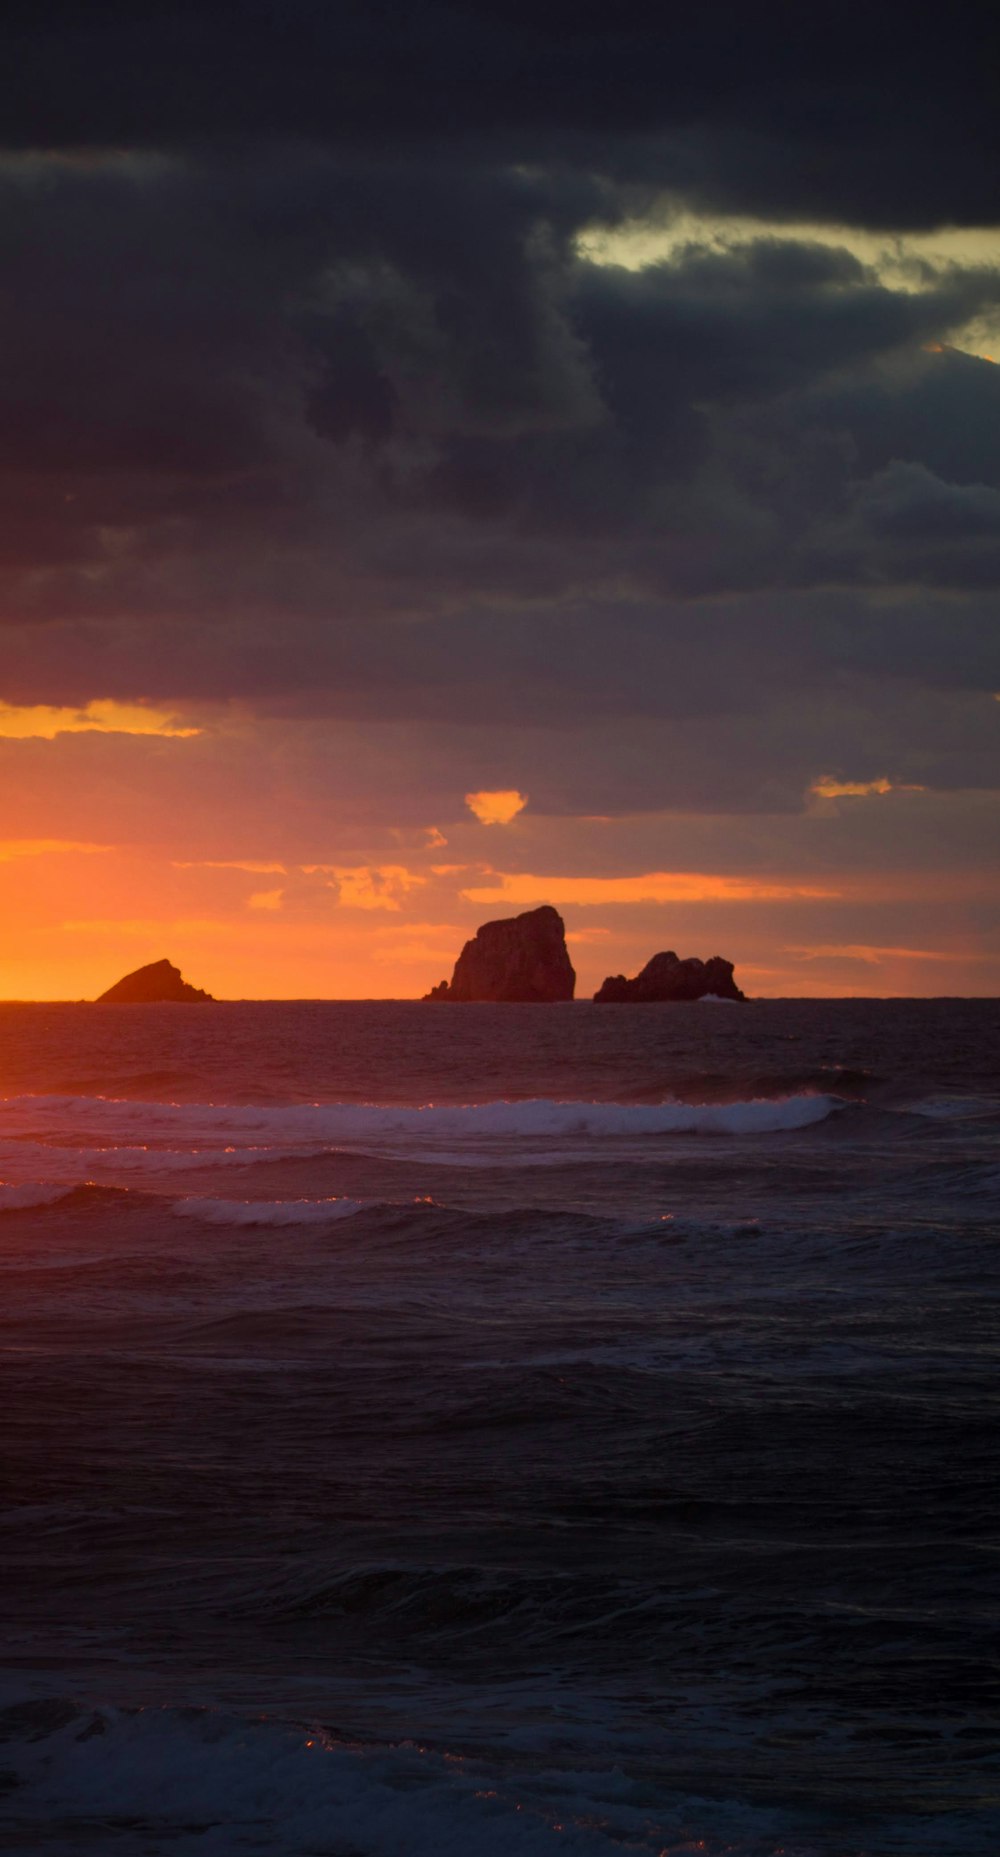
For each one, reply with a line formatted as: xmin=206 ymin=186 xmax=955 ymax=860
xmin=173 ymin=859 xmax=288 ymax=874
xmin=786 ymin=943 xmax=974 ymax=965
xmin=810 ymin=775 xmax=925 ymax=799
xmin=303 ymin=865 xmax=427 ymax=909
xmin=465 ymin=789 xmax=528 ymax=825
xmin=0 ymin=700 xmax=200 ymax=739
xmin=462 ymin=871 xmax=839 ymax=905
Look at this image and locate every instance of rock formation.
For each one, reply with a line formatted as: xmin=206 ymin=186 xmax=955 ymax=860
xmin=593 ymin=951 xmax=744 ymax=1003
xmin=96 ymin=959 xmax=214 ymax=1003
xmin=425 ymin=905 xmax=575 ymax=1002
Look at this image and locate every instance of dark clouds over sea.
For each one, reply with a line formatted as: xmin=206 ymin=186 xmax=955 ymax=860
xmin=1 ymin=2 xmax=998 ymax=824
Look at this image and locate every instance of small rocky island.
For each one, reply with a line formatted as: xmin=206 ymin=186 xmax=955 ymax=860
xmin=96 ymin=959 xmax=214 ymax=1003
xmin=594 ymin=951 xmax=744 ymax=1003
xmin=425 ymin=905 xmax=576 ymax=1002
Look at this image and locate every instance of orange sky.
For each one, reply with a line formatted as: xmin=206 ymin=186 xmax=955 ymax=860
xmin=1 ymin=701 xmax=997 ymax=999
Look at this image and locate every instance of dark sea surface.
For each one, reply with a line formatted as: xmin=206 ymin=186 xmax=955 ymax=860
xmin=0 ymin=998 xmax=997 ymax=1856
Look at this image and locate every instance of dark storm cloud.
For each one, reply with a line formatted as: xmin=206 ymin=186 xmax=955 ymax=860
xmin=0 ymin=2 xmax=998 ymax=818
xmin=803 ymin=462 xmax=1000 ymax=592
xmin=0 ymin=151 xmax=600 ymax=498
xmin=4 ymin=585 xmax=998 ymax=741
xmin=3 ymin=149 xmax=996 ymax=579
xmin=801 ymin=347 xmax=1000 ymax=489
xmin=412 ymin=247 xmax=1000 ymax=558
xmin=3 ymin=2 xmax=997 ymax=228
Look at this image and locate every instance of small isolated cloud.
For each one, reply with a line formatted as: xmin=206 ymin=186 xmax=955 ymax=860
xmin=465 ymin=790 xmax=528 ymax=825
xmin=174 ymin=859 xmax=287 ymax=874
xmin=320 ymin=864 xmax=427 ymax=911
xmin=462 ymin=871 xmax=837 ymax=906
xmin=0 ymin=700 xmax=200 ymax=740
xmin=248 ymin=888 xmax=284 ymax=910
xmin=424 ymin=827 xmax=448 ymax=848
xmin=811 ymin=775 xmax=893 ymax=798
xmin=810 ymin=776 xmax=925 ymax=799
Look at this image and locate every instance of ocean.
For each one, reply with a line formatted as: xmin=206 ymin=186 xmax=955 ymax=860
xmin=0 ymin=998 xmax=997 ymax=1855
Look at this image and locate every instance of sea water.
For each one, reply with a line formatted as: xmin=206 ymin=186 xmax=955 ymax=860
xmin=0 ymin=998 xmax=997 ymax=1854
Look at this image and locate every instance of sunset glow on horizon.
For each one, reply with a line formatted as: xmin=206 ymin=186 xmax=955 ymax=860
xmin=0 ymin=679 xmax=996 ymax=997
xmin=1 ymin=759 xmax=997 ymax=998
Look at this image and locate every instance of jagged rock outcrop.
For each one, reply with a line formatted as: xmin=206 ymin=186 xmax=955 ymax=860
xmin=593 ymin=951 xmax=745 ymax=1003
xmin=425 ymin=905 xmax=575 ymax=1002
xmin=96 ymin=959 xmax=213 ymax=1003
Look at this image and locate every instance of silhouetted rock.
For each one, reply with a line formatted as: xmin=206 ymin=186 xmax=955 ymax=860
xmin=594 ymin=951 xmax=744 ymax=1003
xmin=96 ymin=959 xmax=213 ymax=1003
xmin=425 ymin=906 xmax=575 ymax=1002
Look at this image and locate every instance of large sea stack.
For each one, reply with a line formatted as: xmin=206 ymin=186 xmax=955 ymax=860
xmin=594 ymin=951 xmax=744 ymax=1003
xmin=425 ymin=905 xmax=575 ymax=1002
xmin=96 ymin=959 xmax=213 ymax=1003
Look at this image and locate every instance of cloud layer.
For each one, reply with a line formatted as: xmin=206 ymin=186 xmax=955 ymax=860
xmin=0 ymin=5 xmax=997 ymax=994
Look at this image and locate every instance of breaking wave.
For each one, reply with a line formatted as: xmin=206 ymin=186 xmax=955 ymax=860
xmin=173 ymin=1195 xmax=375 ymax=1227
xmin=0 ymin=1091 xmax=841 ymax=1153
xmin=0 ymin=1181 xmax=78 ymax=1211
xmin=0 ymin=1693 xmax=835 ymax=1857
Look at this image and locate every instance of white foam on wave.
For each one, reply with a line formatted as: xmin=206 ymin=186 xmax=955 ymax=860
xmin=174 ymin=1195 xmax=372 ymax=1227
xmin=3 ymin=1696 xmax=813 ymax=1857
xmin=0 ymin=1092 xmax=839 ymax=1158
xmin=0 ymin=1137 xmax=316 ymax=1184
xmin=78 ymin=1142 xmax=313 ymax=1172
xmin=0 ymin=1181 xmax=76 ymax=1211
xmin=909 ymin=1093 xmax=1000 ymax=1121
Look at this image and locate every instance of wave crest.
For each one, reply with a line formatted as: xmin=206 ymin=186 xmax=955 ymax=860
xmin=0 ymin=1181 xmax=77 ymax=1211
xmin=174 ymin=1195 xmax=372 ymax=1227
xmin=0 ymin=1091 xmax=839 ymax=1153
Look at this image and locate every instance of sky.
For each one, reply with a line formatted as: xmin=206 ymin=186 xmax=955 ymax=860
xmin=1 ymin=2 xmax=998 ymax=999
